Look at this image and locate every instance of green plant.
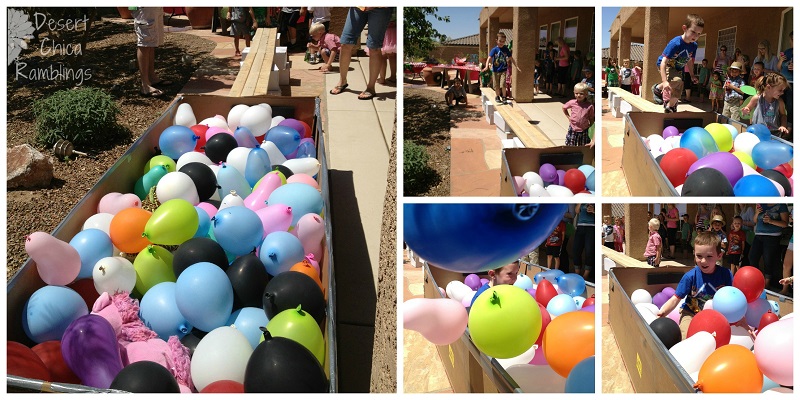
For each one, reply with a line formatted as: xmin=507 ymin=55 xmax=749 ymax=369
xmin=404 ymin=140 xmax=437 ymax=196
xmin=33 ymin=87 xmax=120 ymax=147
xmin=404 ymin=7 xmax=449 ymax=61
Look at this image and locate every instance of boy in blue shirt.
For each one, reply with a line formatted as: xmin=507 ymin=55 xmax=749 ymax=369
xmin=655 ymin=14 xmax=703 ymax=113
xmin=481 ymin=32 xmax=521 ymax=105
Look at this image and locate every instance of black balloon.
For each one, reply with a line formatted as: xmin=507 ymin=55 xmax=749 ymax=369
xmin=760 ymin=169 xmax=792 ymax=196
xmin=655 ymin=153 xmax=665 ymax=165
xmin=244 ymin=331 xmax=328 ymax=393
xmin=204 ymin=133 xmax=239 ymax=164
xmin=179 ymin=328 xmax=207 ymax=357
xmin=110 ymin=361 xmax=180 ymax=393
xmin=681 ymin=168 xmax=734 ymax=196
xmin=228 ymin=254 xmax=271 ymax=309
xmin=179 ymin=162 xmax=218 ymax=201
xmin=272 ymin=164 xmax=294 ymax=179
xmin=173 ymin=237 xmax=229 ymax=277
xmin=263 ymin=271 xmax=325 ymax=325
xmin=649 ymin=317 xmax=682 ymax=349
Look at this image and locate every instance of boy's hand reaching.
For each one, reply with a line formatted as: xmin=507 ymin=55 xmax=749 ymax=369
xmin=742 ymin=105 xmax=751 ymax=115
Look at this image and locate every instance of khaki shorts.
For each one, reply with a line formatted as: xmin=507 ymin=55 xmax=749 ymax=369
xmin=678 ymin=309 xmax=694 ymax=340
xmin=665 ymin=66 xmax=684 ymax=99
xmin=492 ymin=70 xmax=508 ymax=94
xmin=134 ymin=8 xmax=164 ymax=47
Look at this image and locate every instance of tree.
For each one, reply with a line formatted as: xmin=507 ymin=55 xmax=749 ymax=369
xmin=404 ymin=7 xmax=449 ymax=61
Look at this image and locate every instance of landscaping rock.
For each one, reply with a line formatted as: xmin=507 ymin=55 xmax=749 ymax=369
xmin=7 ymin=144 xmax=54 ymax=189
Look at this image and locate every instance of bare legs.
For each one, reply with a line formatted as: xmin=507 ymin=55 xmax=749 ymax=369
xmin=137 ymin=46 xmax=161 ymax=95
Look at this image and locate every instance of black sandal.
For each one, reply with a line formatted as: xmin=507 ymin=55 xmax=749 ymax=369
xmin=329 ymin=83 xmax=349 ymax=95
xmin=358 ymin=90 xmax=375 ymax=100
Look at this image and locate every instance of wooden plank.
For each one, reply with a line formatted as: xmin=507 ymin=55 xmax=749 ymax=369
xmin=229 ymin=29 xmax=264 ymax=97
xmin=255 ymin=28 xmax=277 ymax=94
xmin=241 ymin=30 xmax=270 ymax=96
xmin=608 ymin=87 xmax=663 ymax=113
xmin=602 ymin=246 xmax=652 ymax=269
xmin=481 ymin=87 xmax=555 ymax=148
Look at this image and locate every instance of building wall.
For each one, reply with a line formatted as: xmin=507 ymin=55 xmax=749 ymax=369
xmin=430 ymin=45 xmax=479 ymax=64
xmin=537 ymin=8 xmax=595 ymax=58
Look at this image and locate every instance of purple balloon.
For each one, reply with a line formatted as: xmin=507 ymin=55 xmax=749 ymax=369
xmin=686 ymin=151 xmax=744 ymax=187
xmin=661 ymin=287 xmax=676 ymax=298
xmin=61 ymin=314 xmax=124 ymax=389
xmin=663 ymin=126 xmax=679 ymax=138
xmin=480 ymin=278 xmax=489 ymax=285
xmin=652 ymin=292 xmax=669 ymax=308
xmin=527 ymin=288 xmax=537 ymax=298
xmin=581 ymin=304 xmax=595 ymax=313
xmin=556 ymin=170 xmax=566 ymax=186
xmin=464 ymin=274 xmax=482 ymax=291
xmin=539 ymin=163 xmax=557 ymax=183
xmin=278 ymin=118 xmax=307 ymax=138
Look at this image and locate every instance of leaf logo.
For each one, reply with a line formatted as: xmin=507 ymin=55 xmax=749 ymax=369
xmin=8 ymin=8 xmax=35 ymax=66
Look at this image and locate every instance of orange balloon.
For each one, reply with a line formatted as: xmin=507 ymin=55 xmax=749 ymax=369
xmin=298 ymin=120 xmax=313 ymax=139
xmin=109 ymin=207 xmax=152 ymax=253
xmin=694 ymin=344 xmax=762 ymax=393
xmin=290 ymin=259 xmax=324 ymax=293
xmin=543 ymin=310 xmax=595 ymax=378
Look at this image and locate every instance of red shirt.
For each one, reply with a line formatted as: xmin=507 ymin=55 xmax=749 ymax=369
xmin=546 ymin=222 xmax=566 ymax=247
xmin=727 ymin=230 xmax=746 ymax=255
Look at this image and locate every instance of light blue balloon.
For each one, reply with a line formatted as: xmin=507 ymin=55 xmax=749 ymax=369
xmin=159 ymin=125 xmax=198 ymax=160
xmin=557 ymin=273 xmax=587 ymax=297
xmin=745 ymin=298 xmax=771 ymax=327
xmin=746 ymin=123 xmax=772 ymax=141
xmin=69 ymin=228 xmax=113 ymax=279
xmin=23 ymin=286 xmax=88 ymax=343
xmin=259 ymin=231 xmax=306 ymax=276
xmin=565 ymin=356 xmax=595 ymax=393
xmin=585 ymin=170 xmax=596 ymax=192
xmin=194 ymin=206 xmax=211 ymax=238
xmin=267 ymin=183 xmax=323 ymax=226
xmin=536 ymin=269 xmax=565 ymax=285
xmin=574 ymin=296 xmax=586 ymax=308
xmin=140 ymin=282 xmax=192 ymax=340
xmin=233 ymin=126 xmax=259 ymax=148
xmin=227 ymin=307 xmax=270 ymax=349
xmin=295 ymin=138 xmax=317 ymax=159
xmin=513 ymin=274 xmax=533 ymax=290
xmin=760 ymin=289 xmax=767 ymax=299
xmin=761 ymin=374 xmax=781 ymax=392
xmin=733 ymin=175 xmax=781 ymax=197
xmin=767 ymin=300 xmax=780 ymax=316
xmin=577 ymin=164 xmax=595 ymax=179
xmin=217 ymin=162 xmax=252 ymax=198
xmin=751 ymin=140 xmax=793 ymax=170
xmin=212 ymin=206 xmax=264 ymax=256
xmin=712 ymin=286 xmax=747 ymax=323
xmin=680 ymin=127 xmax=718 ymax=159
xmin=546 ymin=293 xmax=578 ymax=317
xmin=175 ymin=262 xmax=233 ymax=332
xmin=265 ymin=126 xmax=302 ymax=156
xmin=244 ymin=147 xmax=271 ymax=188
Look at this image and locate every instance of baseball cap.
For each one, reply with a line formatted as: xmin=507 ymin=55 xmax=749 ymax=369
xmin=583 ymin=66 xmax=593 ymax=72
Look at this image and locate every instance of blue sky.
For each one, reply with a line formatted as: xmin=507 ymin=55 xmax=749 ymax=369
xmin=426 ymin=7 xmax=482 ymax=41
xmin=602 ymin=7 xmax=620 ymax=48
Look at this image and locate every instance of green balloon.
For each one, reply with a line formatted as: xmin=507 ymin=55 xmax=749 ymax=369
xmin=134 ymin=165 xmax=169 ymax=200
xmin=468 ymin=285 xmax=542 ymax=359
xmin=133 ymin=245 xmax=176 ymax=295
xmin=143 ymin=155 xmax=177 ymax=175
xmin=143 ymin=199 xmax=199 ymax=246
xmin=266 ymin=305 xmax=325 ymax=365
xmin=587 ymin=124 xmax=595 ymax=140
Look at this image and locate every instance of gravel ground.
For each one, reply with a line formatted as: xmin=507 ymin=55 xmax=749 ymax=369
xmin=7 ymin=16 xmax=216 ymax=280
xmin=403 ymin=88 xmax=451 ymax=197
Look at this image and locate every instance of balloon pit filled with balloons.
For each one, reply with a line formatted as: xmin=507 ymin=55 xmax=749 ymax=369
xmin=403 ymin=268 xmax=596 ymax=393
xmin=645 ymin=122 xmax=793 ymax=197
xmin=630 ymin=266 xmax=793 ymax=393
xmin=513 ymin=164 xmax=596 ymax=197
xmin=13 ymin=102 xmax=332 ymax=393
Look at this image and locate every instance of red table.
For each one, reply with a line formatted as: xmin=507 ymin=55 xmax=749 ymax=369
xmin=433 ymin=64 xmax=481 ymax=88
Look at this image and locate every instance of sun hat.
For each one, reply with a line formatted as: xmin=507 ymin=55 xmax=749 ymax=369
xmin=729 ymin=62 xmax=743 ymax=70
xmin=711 ymin=215 xmax=725 ymax=224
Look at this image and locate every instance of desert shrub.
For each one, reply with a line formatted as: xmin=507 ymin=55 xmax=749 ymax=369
xmin=403 ymin=140 xmax=438 ymax=196
xmin=33 ymin=87 xmax=119 ymax=147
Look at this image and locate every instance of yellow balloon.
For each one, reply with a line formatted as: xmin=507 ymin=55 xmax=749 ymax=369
xmin=468 ymin=285 xmax=542 ymax=359
xmin=705 ymin=123 xmax=733 ymax=152
xmin=732 ymin=151 xmax=756 ymax=169
xmin=133 ymin=245 xmax=176 ymax=295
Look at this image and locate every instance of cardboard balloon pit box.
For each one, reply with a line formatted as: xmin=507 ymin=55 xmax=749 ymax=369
xmin=421 ymin=261 xmax=595 ymax=393
xmin=500 ymin=146 xmax=595 ymax=197
xmin=621 ymin=111 xmax=793 ymax=196
xmin=608 ymin=266 xmax=793 ymax=393
xmin=6 ymin=94 xmax=338 ymax=392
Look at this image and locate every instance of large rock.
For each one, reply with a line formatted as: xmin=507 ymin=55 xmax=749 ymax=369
xmin=8 ymin=144 xmax=54 ymax=189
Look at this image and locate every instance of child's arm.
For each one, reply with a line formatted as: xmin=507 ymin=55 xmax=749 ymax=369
xmin=321 ymin=48 xmax=337 ymax=72
xmin=741 ymin=95 xmax=759 ymax=116
xmin=227 ymin=8 xmax=232 ymax=20
xmin=655 ymin=241 xmax=662 ymax=266
xmin=562 ymin=104 xmax=571 ymax=118
xmin=657 ymin=295 xmax=681 ymax=317
xmin=778 ymin=98 xmax=789 ymax=134
xmin=249 ymin=8 xmax=258 ymax=29
xmin=659 ymin=59 xmax=670 ymax=93
xmin=687 ymin=58 xmax=698 ymax=83
xmin=510 ymin=56 xmax=521 ymax=72
xmin=779 ymin=276 xmax=794 ymax=285
xmin=482 ymin=56 xmax=493 ymax=72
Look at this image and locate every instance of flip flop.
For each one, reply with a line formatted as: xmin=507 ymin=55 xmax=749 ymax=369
xmin=152 ymin=79 xmax=174 ymax=87
xmin=140 ymin=88 xmax=164 ymax=97
xmin=329 ymin=83 xmax=348 ymax=95
xmin=358 ymin=90 xmax=375 ymax=100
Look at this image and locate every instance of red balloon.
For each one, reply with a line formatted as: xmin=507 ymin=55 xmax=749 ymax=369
xmin=8 ymin=341 xmax=51 ymax=381
xmin=687 ymin=310 xmax=731 ymax=349
xmin=535 ymin=279 xmax=558 ymax=308
xmin=191 ymin=125 xmax=209 ymax=152
xmin=774 ymin=163 xmax=793 ymax=179
xmin=201 ymin=380 xmax=245 ymax=393
xmin=757 ymin=310 xmax=780 ymax=334
xmin=582 ymin=294 xmax=596 ymax=308
xmin=298 ymin=120 xmax=313 ymax=139
xmin=67 ymin=278 xmax=101 ymax=311
xmin=659 ymin=148 xmax=698 ymax=187
xmin=535 ymin=301 xmax=551 ymax=343
xmin=32 ymin=341 xmax=81 ymax=384
xmin=732 ymin=266 xmax=765 ymax=303
xmin=563 ymin=169 xmax=586 ymax=194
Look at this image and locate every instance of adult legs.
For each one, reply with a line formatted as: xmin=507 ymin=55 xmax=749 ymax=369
xmin=582 ymin=227 xmax=595 ymax=281
xmin=138 ymin=46 xmax=157 ymax=94
xmin=749 ymin=235 xmax=766 ymax=285
xmin=760 ymin=235 xmax=781 ymax=289
xmin=334 ymin=43 xmax=354 ymax=90
xmin=781 ymin=248 xmax=793 ymax=294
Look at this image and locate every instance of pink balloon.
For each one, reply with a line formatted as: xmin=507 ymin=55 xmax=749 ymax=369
xmin=286 ymin=173 xmax=320 ymax=190
xmin=26 ymin=232 xmax=81 ymax=285
xmin=255 ymin=204 xmax=293 ymax=236
xmin=303 ymin=253 xmax=321 ymax=275
xmin=461 ymin=295 xmax=473 ymax=308
xmin=97 ymin=192 xmax=141 ymax=215
xmin=513 ymin=176 xmax=526 ymax=194
xmin=204 ymin=126 xmax=232 ymax=143
xmin=196 ymin=202 xmax=218 ymax=219
xmin=245 ymin=173 xmax=283 ymax=211
xmin=667 ymin=307 xmax=681 ymax=325
xmin=754 ymin=318 xmax=793 ymax=386
xmin=528 ymin=338 xmax=548 ymax=365
xmin=403 ymin=298 xmax=468 ymax=345
xmin=292 ymin=213 xmax=325 ymax=260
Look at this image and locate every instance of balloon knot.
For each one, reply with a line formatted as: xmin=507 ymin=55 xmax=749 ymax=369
xmin=147 ymin=246 xmax=155 ymax=254
xmin=99 ymin=265 xmax=106 ymax=275
xmin=269 ymin=252 xmax=277 ymax=259
xmin=192 ymin=135 xmax=200 ymax=140
xmin=141 ymin=232 xmax=148 ymax=238
xmin=490 ymin=291 xmax=501 ymax=307
xmin=295 ymin=305 xmax=306 ymax=315
xmin=211 ymin=216 xmax=218 ymax=227
xmin=286 ymin=207 xmax=292 ymax=214
xmin=180 ymin=325 xmax=189 ymax=334
xmin=230 ymin=190 xmax=237 ymax=196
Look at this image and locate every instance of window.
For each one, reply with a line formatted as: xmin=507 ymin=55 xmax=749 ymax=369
xmin=539 ymin=25 xmax=548 ymax=50
xmin=564 ymin=17 xmax=578 ymax=50
xmin=549 ymin=21 xmax=561 ymax=44
xmin=695 ymin=34 xmax=707 ymax=69
xmin=717 ymin=26 xmax=737 ymax=61
xmin=778 ymin=8 xmax=792 ymax=53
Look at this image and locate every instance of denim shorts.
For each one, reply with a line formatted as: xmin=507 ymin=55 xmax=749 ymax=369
xmin=340 ymin=7 xmax=392 ymax=49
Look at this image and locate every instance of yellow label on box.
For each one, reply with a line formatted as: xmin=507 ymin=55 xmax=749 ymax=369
xmin=449 ymin=345 xmax=455 ymax=368
xmin=636 ymin=353 xmax=643 ymax=378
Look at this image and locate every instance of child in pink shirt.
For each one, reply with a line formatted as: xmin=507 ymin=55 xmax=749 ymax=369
xmin=561 ymin=82 xmax=595 ymax=147
xmin=307 ymin=22 xmax=341 ymax=73
xmin=644 ymin=218 xmax=662 ymax=267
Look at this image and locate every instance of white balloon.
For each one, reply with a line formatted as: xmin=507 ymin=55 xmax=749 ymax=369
xmin=496 ymin=342 xmax=537 ymax=369
xmin=527 ymin=183 xmax=550 ymax=197
xmin=505 ymin=364 xmax=566 ymax=393
xmin=647 ymin=134 xmax=665 ymax=152
xmin=283 ymin=158 xmax=321 ymax=177
xmin=635 ymin=303 xmax=658 ymax=325
xmin=219 ymin=191 xmax=245 ymax=210
xmin=176 ymin=151 xmax=214 ymax=171
xmin=573 ymin=192 xmax=593 ymax=197
xmin=227 ymin=104 xmax=250 ymax=131
xmin=729 ymin=325 xmax=754 ymax=349
xmin=544 ymin=184 xmax=574 ymax=197
xmin=93 ymin=256 xmax=136 ymax=295
xmin=675 ymin=184 xmax=683 ymax=195
xmin=260 ymin=141 xmax=288 ymax=165
xmin=258 ymin=103 xmax=272 ymax=114
xmin=445 ymin=281 xmax=472 ymax=302
xmin=270 ymin=115 xmax=286 ymax=129
xmin=174 ymin=103 xmax=197 ymax=127
xmin=226 ymin=147 xmax=252 ymax=177
xmin=631 ymin=289 xmax=653 ymax=305
xmin=83 ymin=212 xmax=114 ymax=233
xmin=199 ymin=116 xmax=229 ymax=130
xmin=156 ymin=171 xmax=200 ymax=205
xmin=240 ymin=105 xmax=273 ymax=138
xmin=733 ymin=132 xmax=761 ymax=155
xmin=669 ymin=331 xmax=716 ymax=374
xmin=522 ymin=171 xmax=544 ymax=192
xmin=780 ymin=312 xmax=793 ymax=320
xmin=190 ymin=326 xmax=254 ymax=391
xmin=703 ymin=299 xmax=713 ymax=310
xmin=722 ymin=124 xmax=739 ymax=140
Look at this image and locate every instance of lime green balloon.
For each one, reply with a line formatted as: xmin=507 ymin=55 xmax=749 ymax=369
xmin=266 ymin=306 xmax=325 ymax=364
xmin=134 ymin=165 xmax=169 ymax=200
xmin=143 ymin=199 xmax=199 ymax=245
xmin=133 ymin=245 xmax=176 ymax=295
xmin=144 ymin=155 xmax=176 ymax=175
xmin=705 ymin=122 xmax=733 ymax=152
xmin=253 ymin=170 xmax=286 ymax=191
xmin=468 ymin=285 xmax=542 ymax=359
xmin=587 ymin=124 xmax=595 ymax=140
xmin=740 ymin=96 xmax=753 ymax=119
xmin=732 ymin=151 xmax=756 ymax=169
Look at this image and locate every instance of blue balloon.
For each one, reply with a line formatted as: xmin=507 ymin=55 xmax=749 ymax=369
xmin=577 ymin=165 xmax=595 ymax=179
xmin=680 ymin=127 xmax=719 ymax=159
xmin=259 ymin=231 xmax=306 ymax=276
xmin=760 ymin=289 xmax=767 ymax=299
xmin=244 ymin=147 xmax=271 ymax=188
xmin=159 ymin=125 xmax=198 ymax=160
xmin=233 ymin=126 xmax=259 ymax=148
xmin=513 ymin=274 xmax=533 ymax=290
xmin=265 ymin=126 xmax=302 ymax=156
xmin=217 ymin=162 xmax=252 ymax=198
xmin=469 ymin=283 xmax=490 ymax=308
xmin=585 ymin=170 xmax=596 ymax=192
xmin=733 ymin=175 xmax=781 ymax=196
xmin=713 ymin=286 xmax=747 ymax=323
xmin=536 ymin=269 xmax=565 ymax=285
xmin=69 ymin=228 xmax=113 ymax=279
xmin=194 ymin=206 xmax=211 ymax=238
xmin=212 ymin=206 xmax=264 ymax=256
xmin=295 ymin=138 xmax=317 ymax=159
xmin=746 ymin=123 xmax=772 ymax=141
xmin=547 ymin=293 xmax=579 ymax=317
xmin=761 ymin=374 xmax=781 ymax=392
xmin=767 ymin=299 xmax=780 ymax=316
xmin=175 ymin=262 xmax=233 ymax=332
xmin=139 ymin=282 xmax=192 ymax=340
xmin=557 ymin=273 xmax=587 ymax=297
xmin=404 ymin=204 xmax=568 ymax=273
xmin=23 ymin=286 xmax=88 ymax=343
xmin=267 ymin=183 xmax=324 ymax=226
xmin=573 ymin=296 xmax=586 ymax=308
xmin=565 ymin=356 xmax=595 ymax=393
xmin=751 ymin=140 xmax=793 ymax=170
xmin=227 ymin=307 xmax=270 ymax=349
